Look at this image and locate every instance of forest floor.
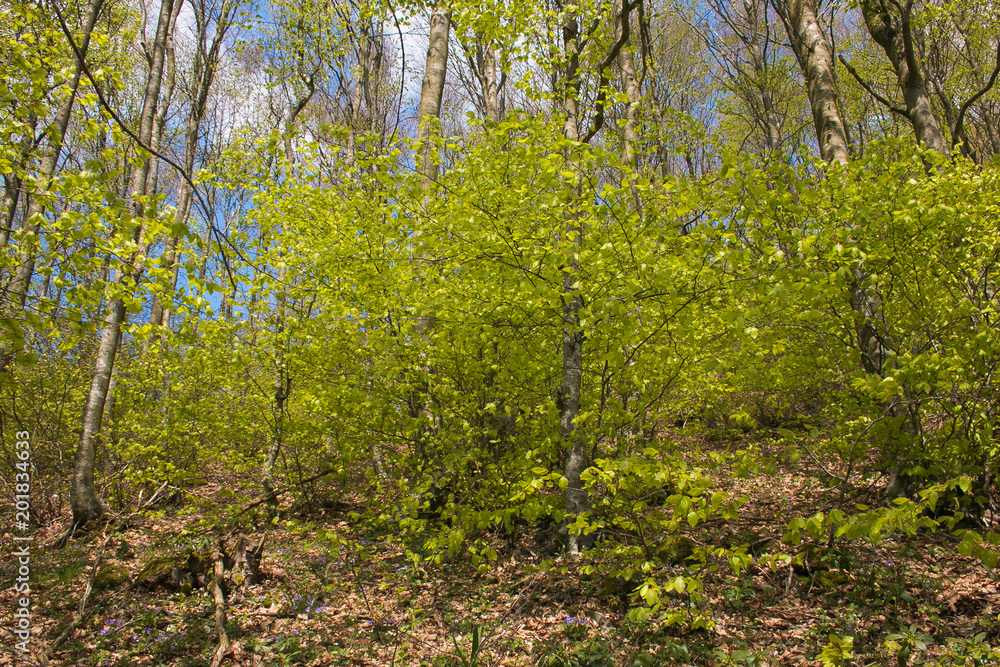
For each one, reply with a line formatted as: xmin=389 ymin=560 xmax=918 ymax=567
xmin=4 ymin=431 xmax=999 ymax=666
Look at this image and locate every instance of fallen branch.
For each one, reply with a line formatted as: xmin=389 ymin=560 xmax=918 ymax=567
xmin=233 ymin=467 xmax=337 ymax=519
xmin=209 ymin=547 xmax=230 ymax=667
xmin=39 ymin=533 xmax=112 ymax=666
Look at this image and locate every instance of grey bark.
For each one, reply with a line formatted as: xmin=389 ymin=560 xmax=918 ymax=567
xmin=774 ymin=0 xmax=850 ymax=164
xmin=1 ymin=111 xmax=37 ymax=248
xmin=559 ymin=12 xmax=592 ymax=557
xmin=699 ymin=0 xmax=786 ymax=156
xmin=483 ymin=43 xmax=501 ymax=122
xmin=345 ymin=21 xmax=372 ymax=165
xmin=261 ymin=79 xmax=313 ymax=511
xmin=72 ymin=0 xmax=179 ymax=527
xmin=618 ymin=0 xmax=644 ymax=213
xmin=745 ymin=9 xmax=782 ymax=154
xmin=408 ymin=2 xmax=451 ymax=463
xmin=860 ymin=0 xmax=949 ymax=156
xmin=145 ymin=0 xmax=182 ymax=199
xmin=776 ymin=0 xmax=918 ymax=497
xmin=415 ymin=4 xmax=451 ymax=184
xmin=151 ymin=0 xmax=240 ymax=328
xmin=459 ymin=32 xmax=504 ymax=123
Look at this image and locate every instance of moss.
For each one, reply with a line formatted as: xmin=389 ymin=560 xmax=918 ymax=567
xmin=94 ymin=563 xmax=130 ymax=591
xmin=816 ymin=570 xmax=850 ymax=588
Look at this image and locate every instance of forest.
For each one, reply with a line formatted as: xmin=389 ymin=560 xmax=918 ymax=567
xmin=2 ymin=0 xmax=1000 ymax=664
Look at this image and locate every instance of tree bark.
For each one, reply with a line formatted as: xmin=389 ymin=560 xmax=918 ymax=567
xmin=1 ymin=111 xmax=37 ymax=248
xmin=559 ymin=12 xmax=592 ymax=557
xmin=408 ymin=2 xmax=451 ymax=464
xmin=3 ymin=0 xmax=105 ymax=357
xmin=261 ymin=75 xmax=313 ymax=511
xmin=778 ymin=0 xmax=919 ymax=497
xmin=151 ymin=0 xmax=239 ymax=328
xmin=483 ymin=42 xmax=501 ymax=123
xmin=71 ymin=0 xmax=179 ymax=527
xmin=415 ymin=3 xmax=451 ymax=185
xmin=775 ymin=0 xmax=850 ymax=164
xmin=860 ymin=0 xmax=948 ymax=156
xmin=618 ymin=0 xmax=644 ymax=213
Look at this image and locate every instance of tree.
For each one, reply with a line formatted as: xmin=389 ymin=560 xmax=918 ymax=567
xmin=773 ymin=0 xmax=850 ymax=163
xmin=857 ymin=0 xmax=948 ymax=155
xmin=150 ymin=0 xmax=242 ymax=330
xmin=72 ymin=0 xmax=180 ymax=527
xmin=1 ymin=0 xmax=107 ymax=373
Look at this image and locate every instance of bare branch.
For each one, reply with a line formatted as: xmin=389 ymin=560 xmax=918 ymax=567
xmin=953 ymin=40 xmax=1000 ymax=151
xmin=839 ymin=54 xmax=908 ymax=116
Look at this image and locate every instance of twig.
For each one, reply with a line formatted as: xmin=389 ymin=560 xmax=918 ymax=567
xmin=39 ymin=532 xmax=112 ymax=666
xmin=795 ymin=438 xmax=846 ymax=484
xmin=138 ymin=480 xmax=172 ymax=511
xmin=209 ymin=548 xmax=230 ymax=667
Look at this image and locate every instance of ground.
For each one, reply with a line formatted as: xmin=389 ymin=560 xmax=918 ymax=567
xmin=3 ymin=436 xmax=999 ymax=666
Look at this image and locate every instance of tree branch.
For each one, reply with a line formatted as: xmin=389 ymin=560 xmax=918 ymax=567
xmin=582 ymin=0 xmax=640 ymax=144
xmin=839 ymin=55 xmax=908 ymax=116
xmin=953 ymin=40 xmax=1000 ymax=151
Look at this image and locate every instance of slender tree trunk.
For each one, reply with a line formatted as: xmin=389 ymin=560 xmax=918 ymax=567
xmin=618 ymin=0 xmax=643 ymax=213
xmin=782 ymin=0 xmax=918 ymax=498
xmin=151 ymin=0 xmax=238 ymax=328
xmin=146 ymin=2 xmax=180 ymax=332
xmin=407 ymin=2 xmax=451 ymax=465
xmin=1 ymin=111 xmax=37 ymax=248
xmin=415 ymin=3 xmax=451 ymax=185
xmin=261 ymin=292 xmax=290 ymax=512
xmin=145 ymin=0 xmax=181 ymax=199
xmin=559 ymin=12 xmax=592 ymax=557
xmin=346 ymin=19 xmax=375 ymax=166
xmin=985 ymin=110 xmax=1000 ymax=158
xmin=745 ymin=15 xmax=782 ymax=155
xmin=72 ymin=0 xmax=178 ymax=527
xmin=4 ymin=0 xmax=105 ymax=324
xmin=261 ymin=77 xmax=313 ymax=510
xmin=483 ymin=42 xmax=501 ymax=123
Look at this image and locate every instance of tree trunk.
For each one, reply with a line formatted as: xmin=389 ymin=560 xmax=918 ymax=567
xmin=150 ymin=0 xmax=239 ymax=329
xmin=4 ymin=0 xmax=105 ymax=329
xmin=415 ymin=3 xmax=451 ymax=185
xmin=345 ymin=22 xmax=372 ymax=166
xmin=618 ymin=0 xmax=643 ymax=213
xmin=779 ymin=0 xmax=919 ymax=498
xmin=559 ymin=12 xmax=593 ymax=557
xmin=261 ymin=340 xmax=290 ymax=512
xmin=775 ymin=0 xmax=850 ymax=164
xmin=1 ymin=111 xmax=37 ymax=248
xmin=744 ymin=5 xmax=782 ymax=155
xmin=145 ymin=0 xmax=181 ymax=199
xmin=71 ymin=0 xmax=178 ymax=527
xmin=483 ymin=41 xmax=502 ymax=123
xmin=261 ymin=75 xmax=313 ymax=510
xmin=860 ymin=0 xmax=948 ymax=156
xmin=408 ymin=2 xmax=451 ymax=464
